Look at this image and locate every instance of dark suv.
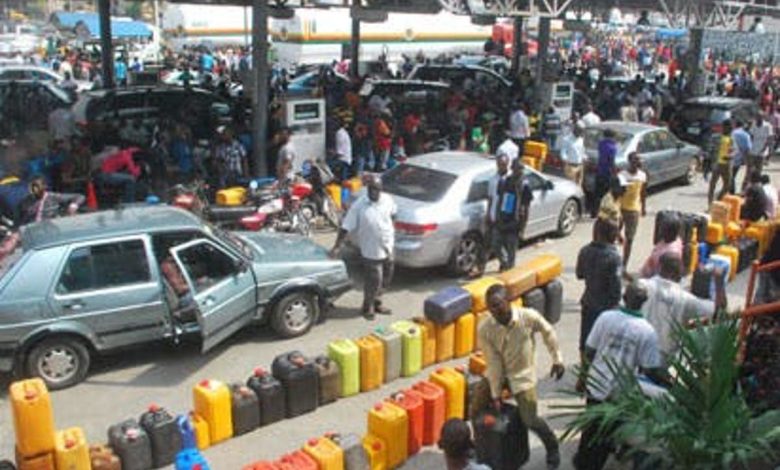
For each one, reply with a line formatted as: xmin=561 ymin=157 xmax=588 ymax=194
xmin=72 ymin=86 xmax=233 ymax=141
xmin=670 ymin=96 xmax=759 ymax=147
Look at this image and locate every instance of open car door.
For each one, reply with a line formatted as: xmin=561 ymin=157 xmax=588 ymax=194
xmin=170 ymin=239 xmax=256 ymax=352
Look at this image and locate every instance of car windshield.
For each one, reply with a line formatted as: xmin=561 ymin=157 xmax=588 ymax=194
xmin=382 ymin=164 xmax=457 ymax=202
xmin=203 ymin=222 xmax=254 ymax=260
xmin=584 ymin=128 xmax=633 ymax=152
xmin=679 ymin=105 xmax=727 ymax=122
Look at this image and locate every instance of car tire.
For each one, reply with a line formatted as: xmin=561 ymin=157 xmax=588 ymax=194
xmin=25 ymin=337 xmax=91 ymax=390
xmin=448 ymin=232 xmax=483 ymax=277
xmin=271 ymin=291 xmax=319 ymax=338
xmin=557 ymin=199 xmax=580 ymax=237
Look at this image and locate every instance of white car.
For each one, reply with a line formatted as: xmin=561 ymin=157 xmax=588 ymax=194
xmin=0 ymin=65 xmax=92 ymax=93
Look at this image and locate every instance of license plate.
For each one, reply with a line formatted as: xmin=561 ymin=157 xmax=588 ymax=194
xmin=687 ymin=126 xmax=700 ymax=136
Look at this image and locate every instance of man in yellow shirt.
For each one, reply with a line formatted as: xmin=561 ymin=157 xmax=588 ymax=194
xmin=618 ymin=152 xmax=647 ymax=267
xmin=478 ymin=284 xmax=565 ymax=469
xmin=708 ymin=120 xmax=735 ymax=206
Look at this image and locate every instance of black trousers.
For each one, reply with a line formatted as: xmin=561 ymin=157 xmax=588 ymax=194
xmin=362 ymin=257 xmax=394 ymax=312
xmin=574 ymin=398 xmax=616 ymax=470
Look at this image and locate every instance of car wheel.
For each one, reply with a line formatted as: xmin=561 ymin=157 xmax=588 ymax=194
xmin=448 ymin=233 xmax=483 ymax=277
xmin=680 ymin=158 xmax=697 ymax=185
xmin=25 ymin=337 xmax=90 ymax=390
xmin=271 ymin=291 xmax=319 ymax=338
xmin=557 ymin=199 xmax=580 ymax=237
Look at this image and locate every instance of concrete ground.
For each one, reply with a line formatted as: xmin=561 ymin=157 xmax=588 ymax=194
xmin=0 ymin=165 xmax=772 ymax=469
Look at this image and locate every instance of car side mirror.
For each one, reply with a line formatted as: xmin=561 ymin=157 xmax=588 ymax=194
xmin=545 ymin=180 xmax=554 ymax=191
xmin=676 ymin=142 xmax=684 ymax=150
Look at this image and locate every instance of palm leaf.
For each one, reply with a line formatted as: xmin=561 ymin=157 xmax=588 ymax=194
xmin=562 ymin=318 xmax=780 ymax=468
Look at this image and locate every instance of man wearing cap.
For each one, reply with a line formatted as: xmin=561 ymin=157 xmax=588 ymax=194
xmin=330 ymin=175 xmax=397 ymax=320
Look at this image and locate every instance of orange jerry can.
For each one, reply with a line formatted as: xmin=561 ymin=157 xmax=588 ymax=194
xmin=522 ymin=254 xmax=563 ymax=286
xmin=16 ymin=448 xmax=54 ymax=470
xmin=715 ymin=245 xmax=739 ymax=281
xmin=434 ymin=322 xmax=455 ymax=363
xmin=343 ymin=177 xmax=363 ymax=195
xmin=387 ymin=390 xmax=425 ymax=456
xmin=463 ymin=276 xmax=503 ymax=312
xmin=54 ymin=428 xmax=90 ymax=470
xmin=430 ymin=367 xmax=466 ymax=420
xmin=474 ymin=311 xmax=491 ymax=350
xmin=469 ymin=351 xmax=487 ymax=376
xmin=362 ymin=435 xmax=387 ymax=470
xmin=706 ymin=222 xmax=725 ymax=245
xmin=10 ymin=378 xmax=56 ymax=458
xmin=725 ymin=221 xmax=743 ymax=241
xmin=524 ymin=140 xmax=548 ymax=160
xmin=192 ymin=379 xmax=233 ymax=445
xmin=356 ymin=335 xmax=385 ymax=393
xmin=277 ymin=451 xmax=318 ymax=470
xmin=302 ymin=437 xmax=344 ymax=470
xmin=410 ymin=381 xmax=445 ymax=446
xmin=326 ymin=183 xmax=342 ymax=210
xmin=244 ymin=462 xmax=282 ymax=470
xmin=721 ymin=194 xmax=744 ymax=222
xmin=367 ymin=402 xmax=408 ymax=469
xmin=498 ymin=266 xmax=537 ymax=300
xmin=454 ymin=312 xmax=476 ymax=358
xmin=710 ymin=200 xmax=731 ymax=226
xmin=189 ymin=413 xmax=211 ymax=450
xmin=412 ymin=318 xmax=437 ymax=367
xmin=746 ymin=221 xmax=773 ymax=256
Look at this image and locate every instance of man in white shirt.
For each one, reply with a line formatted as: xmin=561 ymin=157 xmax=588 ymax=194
xmin=761 ymin=174 xmax=778 ymax=218
xmin=332 ymin=119 xmax=353 ymax=180
xmin=575 ymin=282 xmax=668 ymax=470
xmin=509 ymin=102 xmax=530 ymax=148
xmin=579 ymin=104 xmax=602 ymax=128
xmin=331 ymin=175 xmax=397 ymax=320
xmin=639 ymin=252 xmax=727 ymax=364
xmin=749 ymin=114 xmax=773 ymax=177
xmin=560 ymin=125 xmax=586 ymax=185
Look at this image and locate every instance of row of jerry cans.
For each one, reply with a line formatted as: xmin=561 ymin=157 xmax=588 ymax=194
xmin=243 ymin=366 xmax=482 ymax=470
xmin=9 ymin=377 xmax=209 ymax=470
xmin=424 ymin=254 xmax=563 ymax=326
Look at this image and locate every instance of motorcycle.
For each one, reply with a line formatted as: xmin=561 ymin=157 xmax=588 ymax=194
xmin=171 ymin=179 xmax=313 ymax=236
xmin=239 ymin=180 xmax=312 ymax=237
xmin=300 ymin=160 xmax=342 ymax=229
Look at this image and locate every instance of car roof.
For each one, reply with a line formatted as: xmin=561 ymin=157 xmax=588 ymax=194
xmin=22 ymin=206 xmax=203 ymax=251
xmin=587 ymin=121 xmax=660 ymax=135
xmin=405 ymin=151 xmax=495 ymax=176
xmin=79 ymin=85 xmax=217 ymax=99
xmin=0 ymin=65 xmax=51 ymax=71
xmin=683 ymin=96 xmax=754 ymax=108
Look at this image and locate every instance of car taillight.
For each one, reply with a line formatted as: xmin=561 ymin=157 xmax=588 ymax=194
xmin=394 ymin=221 xmax=438 ymax=236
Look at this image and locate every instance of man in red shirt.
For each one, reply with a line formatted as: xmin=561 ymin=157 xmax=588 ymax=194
xmin=99 ymin=147 xmax=141 ymax=203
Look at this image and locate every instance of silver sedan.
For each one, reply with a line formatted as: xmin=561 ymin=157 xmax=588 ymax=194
xmin=383 ymin=151 xmax=584 ymax=276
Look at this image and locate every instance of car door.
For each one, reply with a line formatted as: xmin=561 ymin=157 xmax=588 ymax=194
xmin=463 ymin=171 xmax=492 ymax=235
xmin=170 ymin=239 xmax=256 ymax=353
xmin=49 ymin=236 xmax=169 ymax=350
xmin=655 ymin=130 xmax=686 ymax=181
xmin=524 ymin=171 xmax=560 ymax=238
xmin=637 ymin=131 xmax=664 ymax=186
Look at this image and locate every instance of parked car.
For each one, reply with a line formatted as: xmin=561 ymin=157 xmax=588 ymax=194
xmin=0 ymin=80 xmax=73 ymax=133
xmin=452 ymin=55 xmax=511 ymax=76
xmin=0 ymin=206 xmax=351 ymax=389
xmin=287 ymin=69 xmax=350 ymax=95
xmin=407 ymin=63 xmax=513 ymax=97
xmin=0 ymin=65 xmax=92 ymax=92
xmin=72 ymin=86 xmax=233 ymax=141
xmin=582 ymin=121 xmax=701 ymax=196
xmin=383 ymin=151 xmax=584 ymax=276
xmin=670 ymin=96 xmax=759 ymax=147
